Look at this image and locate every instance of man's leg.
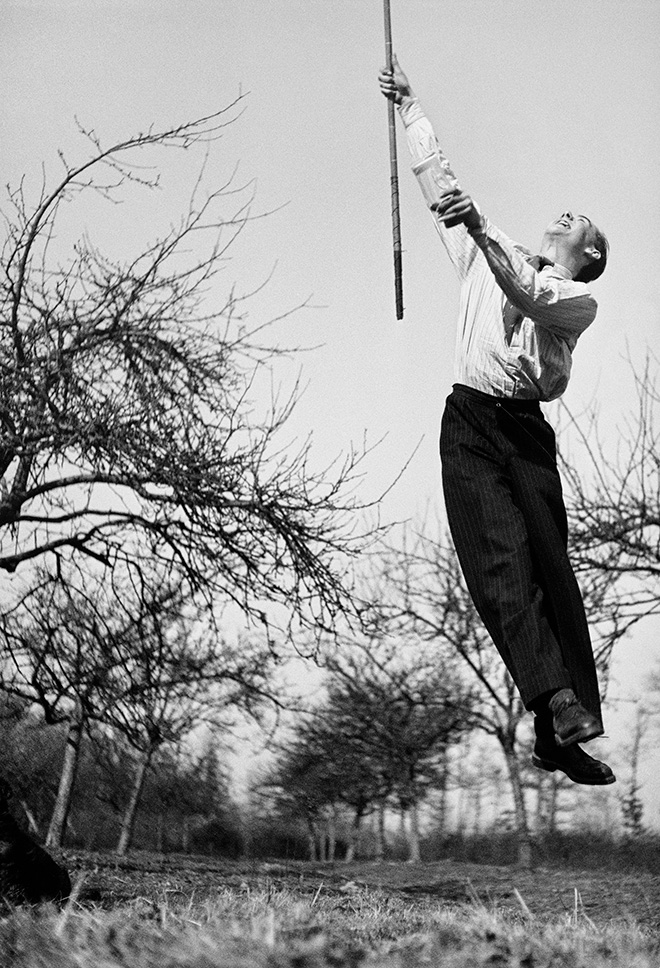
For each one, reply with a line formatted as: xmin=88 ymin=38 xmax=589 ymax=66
xmin=505 ymin=409 xmax=602 ymax=726
xmin=440 ymin=392 xmax=572 ymax=707
xmin=440 ymin=389 xmax=614 ymax=785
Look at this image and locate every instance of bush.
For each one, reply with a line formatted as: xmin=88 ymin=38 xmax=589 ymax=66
xmin=421 ymin=828 xmax=660 ymax=872
xmin=242 ymin=815 xmax=311 ymax=861
xmin=422 ymin=830 xmax=520 ymax=867
xmin=533 ymin=830 xmax=660 ymax=873
xmin=190 ymin=817 xmax=244 ymax=859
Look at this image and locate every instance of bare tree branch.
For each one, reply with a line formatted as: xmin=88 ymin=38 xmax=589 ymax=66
xmin=0 ymin=100 xmax=385 ymax=630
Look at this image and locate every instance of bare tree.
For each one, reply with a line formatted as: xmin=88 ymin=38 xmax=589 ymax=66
xmin=559 ymin=354 xmax=660 ymax=680
xmin=0 ymin=100 xmax=377 ymax=631
xmin=266 ymin=692 xmax=389 ymax=863
xmin=260 ymin=632 xmax=472 ymax=863
xmin=319 ymin=635 xmax=474 ymax=862
xmin=0 ymin=567 xmax=122 ymax=846
xmin=372 ymin=531 xmax=537 ymax=867
xmin=0 ymin=560 xmax=279 ymax=851
xmin=105 ymin=571 xmax=275 ymax=856
xmin=259 ymin=736 xmax=341 ymax=862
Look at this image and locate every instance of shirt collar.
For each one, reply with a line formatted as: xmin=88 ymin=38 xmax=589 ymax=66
xmin=546 ymin=262 xmax=572 ymax=280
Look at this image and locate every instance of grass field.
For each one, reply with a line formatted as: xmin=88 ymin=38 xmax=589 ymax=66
xmin=1 ymin=853 xmax=659 ymax=967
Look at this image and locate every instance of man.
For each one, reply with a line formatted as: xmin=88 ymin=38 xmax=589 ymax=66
xmin=379 ymin=57 xmax=615 ymax=786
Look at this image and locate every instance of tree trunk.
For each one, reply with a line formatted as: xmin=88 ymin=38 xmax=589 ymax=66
xmin=547 ymin=777 xmax=559 ymax=834
xmin=326 ymin=811 xmax=336 ymax=862
xmin=374 ymin=800 xmax=386 ymax=860
xmin=46 ymin=708 xmax=84 ymax=848
xmin=535 ymin=774 xmax=547 ymax=833
xmin=407 ymin=800 xmax=421 ymax=863
xmin=535 ymin=773 xmax=558 ymax=836
xmin=398 ymin=805 xmax=407 ymax=844
xmin=472 ymin=786 xmax=483 ymax=835
xmin=344 ymin=807 xmax=363 ymax=863
xmin=436 ymin=746 xmax=450 ymax=837
xmin=116 ymin=747 xmax=153 ymax=856
xmin=453 ymin=756 xmax=467 ymax=835
xmin=500 ymin=736 xmax=532 ymax=868
xmin=306 ymin=819 xmax=319 ymax=861
xmin=156 ymin=813 xmax=165 ymax=853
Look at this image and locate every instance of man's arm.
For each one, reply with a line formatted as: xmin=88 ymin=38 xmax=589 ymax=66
xmin=426 ymin=160 xmax=597 ymax=339
xmin=379 ymin=60 xmax=482 ymax=279
xmin=378 ymin=61 xmax=596 ymax=339
xmin=378 ymin=61 xmax=597 ymax=338
xmin=468 ymin=217 xmax=598 ymax=340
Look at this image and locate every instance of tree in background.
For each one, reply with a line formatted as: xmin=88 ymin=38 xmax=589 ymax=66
xmin=0 ymin=99 xmax=378 ymax=635
xmin=103 ymin=568 xmax=275 ymax=856
xmin=0 ymin=693 xmax=65 ymax=837
xmin=180 ymin=739 xmax=243 ymax=856
xmin=560 ymin=354 xmax=660 ymax=680
xmin=0 ymin=698 xmax=242 ymax=855
xmin=0 ymin=566 xmax=122 ymax=846
xmin=0 ymin=560 xmax=280 ymax=852
xmin=372 ymin=532 xmax=540 ymax=867
xmin=259 ymin=734 xmax=342 ymax=862
xmin=619 ymin=704 xmax=650 ymax=839
xmin=321 ymin=637 xmax=474 ymax=862
xmin=111 ymin=738 xmax=241 ymax=856
xmin=262 ymin=634 xmax=474 ymax=862
xmin=297 ymin=683 xmax=393 ymax=862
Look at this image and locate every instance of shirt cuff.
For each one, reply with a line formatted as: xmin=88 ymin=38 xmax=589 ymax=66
xmin=397 ymin=95 xmax=425 ymax=126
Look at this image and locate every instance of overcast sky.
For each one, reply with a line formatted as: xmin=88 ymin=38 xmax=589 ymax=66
xmin=3 ymin=0 xmax=659 ymax=821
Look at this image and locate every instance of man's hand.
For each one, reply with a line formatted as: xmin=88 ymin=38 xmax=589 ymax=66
xmin=378 ymin=54 xmax=413 ymax=104
xmin=431 ymin=189 xmax=482 ymax=231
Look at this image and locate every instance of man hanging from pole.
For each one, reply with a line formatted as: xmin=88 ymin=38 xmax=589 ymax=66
xmin=378 ymin=57 xmax=615 ymax=786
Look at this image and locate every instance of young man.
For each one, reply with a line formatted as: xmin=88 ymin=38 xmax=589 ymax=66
xmin=379 ymin=58 xmax=614 ymax=786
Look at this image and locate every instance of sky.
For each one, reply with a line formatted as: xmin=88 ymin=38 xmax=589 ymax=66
xmin=2 ymin=0 xmax=659 ymax=825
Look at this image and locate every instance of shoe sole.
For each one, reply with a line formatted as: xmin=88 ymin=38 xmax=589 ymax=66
xmin=531 ymin=753 xmax=616 ymax=786
xmin=554 ymin=723 xmax=604 ymax=748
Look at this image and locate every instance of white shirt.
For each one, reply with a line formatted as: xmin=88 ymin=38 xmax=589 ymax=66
xmin=399 ymin=96 xmax=598 ymax=401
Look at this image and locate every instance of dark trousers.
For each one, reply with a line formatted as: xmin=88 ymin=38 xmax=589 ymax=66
xmin=440 ymin=383 xmax=602 ymax=724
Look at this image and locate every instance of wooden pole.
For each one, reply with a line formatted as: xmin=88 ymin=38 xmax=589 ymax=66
xmin=383 ymin=0 xmax=404 ymax=320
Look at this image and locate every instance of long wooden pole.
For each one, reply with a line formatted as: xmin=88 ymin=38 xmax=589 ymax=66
xmin=383 ymin=0 xmax=404 ymax=320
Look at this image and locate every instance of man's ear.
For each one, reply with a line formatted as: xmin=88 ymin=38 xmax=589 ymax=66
xmin=584 ymin=244 xmax=601 ymax=264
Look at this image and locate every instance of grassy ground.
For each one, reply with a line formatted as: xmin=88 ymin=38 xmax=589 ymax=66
xmin=1 ymin=852 xmax=659 ymax=967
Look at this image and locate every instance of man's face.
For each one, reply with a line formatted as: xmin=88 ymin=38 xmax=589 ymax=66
xmin=544 ymin=211 xmax=595 ymax=254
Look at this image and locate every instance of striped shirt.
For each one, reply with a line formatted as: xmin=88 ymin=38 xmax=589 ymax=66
xmin=399 ymin=97 xmax=598 ymax=401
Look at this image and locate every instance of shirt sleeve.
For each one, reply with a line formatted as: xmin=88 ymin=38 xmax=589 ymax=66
xmin=468 ymin=217 xmax=598 ymax=340
xmin=398 ymin=96 xmax=480 ymax=280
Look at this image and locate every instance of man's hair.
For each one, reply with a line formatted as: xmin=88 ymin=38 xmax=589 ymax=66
xmin=575 ymin=226 xmax=609 ymax=284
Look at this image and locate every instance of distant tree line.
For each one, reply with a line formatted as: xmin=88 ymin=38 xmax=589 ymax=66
xmin=0 ymin=582 xmax=657 ymax=866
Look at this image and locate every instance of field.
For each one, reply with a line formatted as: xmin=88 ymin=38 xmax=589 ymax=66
xmin=1 ymin=852 xmax=659 ymax=967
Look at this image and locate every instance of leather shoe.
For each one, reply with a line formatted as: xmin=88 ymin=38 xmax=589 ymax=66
xmin=548 ymin=688 xmax=603 ymax=747
xmin=532 ymin=739 xmax=615 ymax=786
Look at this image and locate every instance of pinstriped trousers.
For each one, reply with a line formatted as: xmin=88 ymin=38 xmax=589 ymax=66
xmin=440 ymin=383 xmax=602 ymax=724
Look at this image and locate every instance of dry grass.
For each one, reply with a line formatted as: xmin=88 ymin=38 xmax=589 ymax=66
xmin=0 ymin=880 xmax=658 ymax=967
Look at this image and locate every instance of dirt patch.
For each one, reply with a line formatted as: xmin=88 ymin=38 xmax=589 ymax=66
xmin=65 ymin=852 xmax=660 ymax=930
